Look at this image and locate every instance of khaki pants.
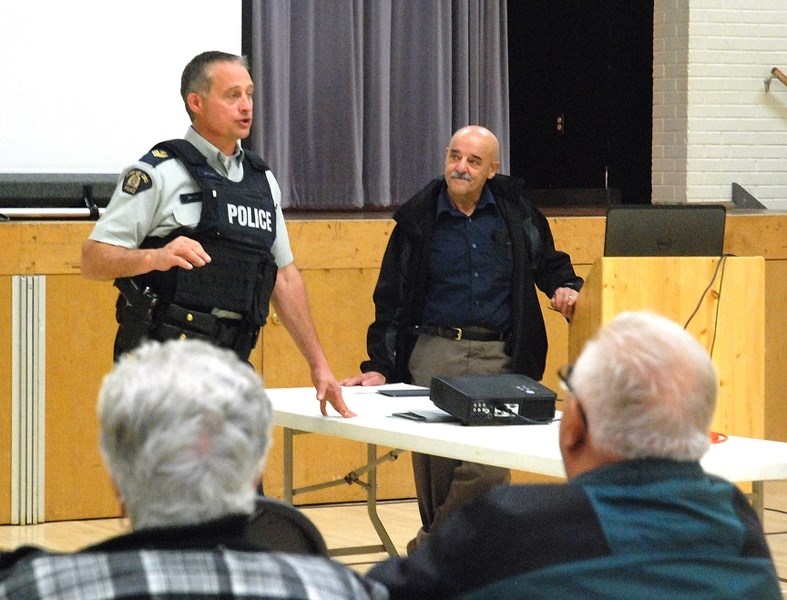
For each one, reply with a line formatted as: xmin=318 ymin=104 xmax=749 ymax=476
xmin=407 ymin=334 xmax=512 ymax=551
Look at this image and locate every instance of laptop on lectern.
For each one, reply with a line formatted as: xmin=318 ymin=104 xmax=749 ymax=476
xmin=604 ymin=205 xmax=726 ymax=257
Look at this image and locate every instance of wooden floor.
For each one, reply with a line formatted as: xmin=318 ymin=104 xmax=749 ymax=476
xmin=0 ymin=500 xmax=422 ymax=575
xmin=2 ymin=482 xmax=787 ymax=595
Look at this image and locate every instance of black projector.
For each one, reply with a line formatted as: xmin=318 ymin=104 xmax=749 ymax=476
xmin=430 ymin=374 xmax=557 ymax=425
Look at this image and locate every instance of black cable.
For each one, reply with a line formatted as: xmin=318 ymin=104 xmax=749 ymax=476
xmin=682 ymin=254 xmax=729 ymax=357
xmin=682 ymin=253 xmax=726 ymax=328
xmin=494 ymin=404 xmax=559 ymax=425
xmin=708 ymin=256 xmax=727 ymax=357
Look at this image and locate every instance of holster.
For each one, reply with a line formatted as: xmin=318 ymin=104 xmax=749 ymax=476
xmin=113 ymin=278 xmax=161 ymax=361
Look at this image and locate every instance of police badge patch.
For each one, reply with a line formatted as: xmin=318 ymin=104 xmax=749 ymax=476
xmin=122 ymin=169 xmax=152 ymax=195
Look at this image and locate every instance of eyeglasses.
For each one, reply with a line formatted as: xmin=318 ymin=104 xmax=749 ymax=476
xmin=557 ymin=363 xmax=588 ymax=428
xmin=557 ymin=363 xmax=577 ymax=398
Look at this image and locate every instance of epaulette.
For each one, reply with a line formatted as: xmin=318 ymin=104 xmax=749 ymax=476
xmin=139 ymin=145 xmax=177 ymax=167
xmin=139 ymin=139 xmax=270 ymax=173
xmin=139 ymin=139 xmax=207 ymax=168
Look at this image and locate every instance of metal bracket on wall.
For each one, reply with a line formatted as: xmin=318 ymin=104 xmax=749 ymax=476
xmin=764 ymin=67 xmax=787 ymax=92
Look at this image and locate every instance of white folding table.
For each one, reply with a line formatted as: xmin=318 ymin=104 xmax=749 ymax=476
xmin=269 ymin=385 xmax=787 ymax=557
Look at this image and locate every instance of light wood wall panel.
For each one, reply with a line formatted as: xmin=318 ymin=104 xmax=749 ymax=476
xmin=0 ymin=211 xmax=785 ymax=520
xmin=569 ymin=257 xmax=765 ymax=438
xmin=765 ymin=260 xmax=787 ymax=441
xmin=44 ymin=276 xmax=120 ymax=521
xmin=259 ymin=223 xmax=414 ymax=502
xmin=261 ymin=266 xmax=418 ymax=502
xmin=0 ymin=277 xmax=12 ymax=523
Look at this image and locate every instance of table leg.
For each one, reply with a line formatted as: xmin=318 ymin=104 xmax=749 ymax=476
xmin=283 ymin=427 xmax=294 ymax=504
xmin=279 ymin=427 xmax=402 ymax=557
xmin=366 ymin=443 xmax=398 ymax=557
xmin=751 ymin=480 xmax=764 ymax=522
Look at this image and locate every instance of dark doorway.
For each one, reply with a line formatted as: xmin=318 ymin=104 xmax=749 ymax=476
xmin=507 ymin=2 xmax=653 ymax=205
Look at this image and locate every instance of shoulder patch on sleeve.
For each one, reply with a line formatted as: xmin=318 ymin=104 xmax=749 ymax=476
xmin=121 ymin=169 xmax=152 ymax=196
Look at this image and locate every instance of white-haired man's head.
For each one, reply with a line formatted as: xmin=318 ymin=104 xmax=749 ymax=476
xmin=560 ymin=311 xmax=717 ymax=477
xmin=98 ymin=339 xmax=272 ymax=529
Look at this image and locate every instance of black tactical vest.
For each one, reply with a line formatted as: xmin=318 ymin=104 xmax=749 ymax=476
xmin=132 ymin=139 xmax=278 ymax=320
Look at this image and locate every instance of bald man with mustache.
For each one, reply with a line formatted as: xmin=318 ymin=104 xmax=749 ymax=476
xmin=343 ymin=125 xmax=583 ymax=551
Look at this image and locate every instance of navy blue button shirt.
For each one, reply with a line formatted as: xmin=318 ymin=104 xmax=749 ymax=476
xmin=421 ymin=185 xmax=513 ymax=331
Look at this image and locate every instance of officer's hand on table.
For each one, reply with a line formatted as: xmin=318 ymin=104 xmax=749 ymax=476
xmin=313 ymin=367 xmax=356 ymax=418
xmin=158 ymin=236 xmax=212 ymax=271
xmin=550 ymin=286 xmax=579 ymax=320
xmin=340 ymin=371 xmax=386 ymax=387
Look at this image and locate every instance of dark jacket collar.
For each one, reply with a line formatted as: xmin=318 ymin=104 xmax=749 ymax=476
xmin=394 ymin=174 xmax=525 ymax=227
xmin=85 ymin=514 xmax=262 ymax=553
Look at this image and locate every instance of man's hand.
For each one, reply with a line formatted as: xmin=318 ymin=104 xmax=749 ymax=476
xmin=270 ymin=263 xmax=355 ymax=418
xmin=80 ymin=236 xmax=211 ymax=281
xmin=550 ymin=286 xmax=579 ymax=320
xmin=340 ymin=371 xmax=386 ymax=387
xmin=159 ymin=236 xmax=211 ymax=271
xmin=313 ymin=366 xmax=356 ymax=417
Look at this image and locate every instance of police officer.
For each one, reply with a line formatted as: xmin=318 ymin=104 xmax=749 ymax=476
xmin=82 ymin=50 xmax=353 ymax=418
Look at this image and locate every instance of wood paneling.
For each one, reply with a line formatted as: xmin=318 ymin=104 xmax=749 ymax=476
xmin=259 ymin=223 xmax=413 ymax=502
xmin=570 ymin=257 xmax=765 ymax=438
xmin=0 ymin=277 xmax=12 ymax=523
xmin=0 ymin=211 xmax=785 ymax=520
xmin=0 ymin=222 xmax=90 ymax=276
xmin=765 ymin=260 xmax=787 ymax=441
xmin=44 ymin=276 xmax=120 ymax=521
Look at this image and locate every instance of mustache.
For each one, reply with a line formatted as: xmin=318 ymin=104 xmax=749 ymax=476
xmin=450 ymin=172 xmax=473 ymax=182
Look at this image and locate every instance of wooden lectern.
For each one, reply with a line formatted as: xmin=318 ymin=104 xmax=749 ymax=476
xmin=569 ymin=257 xmax=765 ymax=439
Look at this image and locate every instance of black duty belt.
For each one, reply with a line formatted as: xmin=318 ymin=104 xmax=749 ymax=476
xmin=410 ymin=325 xmax=508 ymax=342
xmin=158 ymin=304 xmax=250 ymax=346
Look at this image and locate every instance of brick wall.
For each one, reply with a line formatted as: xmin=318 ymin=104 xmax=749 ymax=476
xmin=653 ymin=0 xmax=787 ymax=209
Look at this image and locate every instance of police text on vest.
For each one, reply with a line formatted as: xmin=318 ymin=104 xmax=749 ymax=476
xmin=227 ymin=204 xmax=273 ymax=231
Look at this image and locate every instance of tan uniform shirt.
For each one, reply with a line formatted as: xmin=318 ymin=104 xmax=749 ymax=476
xmin=90 ymin=127 xmax=294 ymax=268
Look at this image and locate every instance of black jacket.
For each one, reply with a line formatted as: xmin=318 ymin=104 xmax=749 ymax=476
xmin=368 ymin=460 xmax=779 ymax=600
xmin=360 ymin=174 xmax=583 ymax=383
